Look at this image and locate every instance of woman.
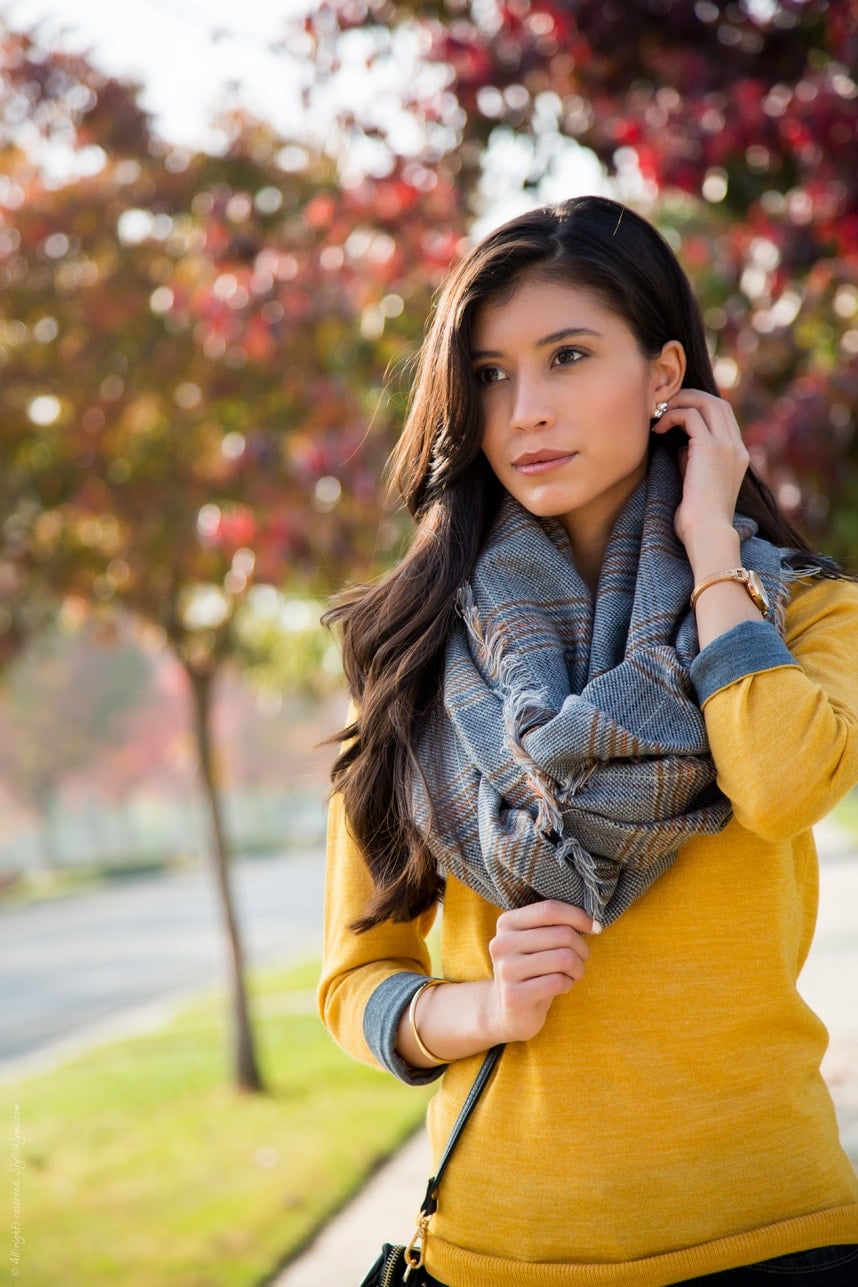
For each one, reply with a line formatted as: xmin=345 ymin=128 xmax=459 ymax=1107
xmin=321 ymin=197 xmax=858 ymax=1285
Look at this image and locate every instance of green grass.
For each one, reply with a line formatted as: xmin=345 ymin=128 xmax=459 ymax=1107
xmin=0 ymin=960 xmax=432 ymax=1286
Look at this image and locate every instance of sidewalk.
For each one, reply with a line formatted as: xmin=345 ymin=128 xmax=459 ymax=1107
xmin=273 ymin=1126 xmax=433 ymax=1285
xmin=272 ymin=817 xmax=858 ymax=1284
xmin=796 ymin=817 xmax=858 ymax=1167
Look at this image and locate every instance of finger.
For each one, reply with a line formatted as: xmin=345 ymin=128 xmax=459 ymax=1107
xmin=497 ymin=900 xmax=601 ymax=935
xmin=652 ymin=407 xmax=712 ymax=439
xmin=493 ymin=952 xmax=586 ymax=988
xmin=654 ymin=396 xmax=744 ymax=444
xmin=490 ymin=937 xmax=590 ymax=983
xmin=524 ymin=946 xmax=588 ymax=982
xmin=490 ymin=923 xmax=591 ymax=962
xmin=654 ymin=410 xmax=747 ymax=461
xmin=659 ymin=387 xmax=717 ymax=405
xmin=505 ymin=974 xmax=577 ymax=1007
xmin=657 ymin=388 xmax=730 ymax=414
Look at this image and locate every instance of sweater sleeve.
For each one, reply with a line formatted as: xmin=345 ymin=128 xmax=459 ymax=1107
xmin=318 ymin=790 xmax=446 ymax=1086
xmin=690 ymin=577 xmax=858 ymax=842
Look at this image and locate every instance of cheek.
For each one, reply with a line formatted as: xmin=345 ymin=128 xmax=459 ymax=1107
xmin=480 ymin=442 xmax=504 ymax=482
xmin=600 ymin=374 xmax=649 ymax=414
xmin=479 ymin=414 xmax=504 ymax=463
xmin=597 ymin=382 xmax=652 ymax=444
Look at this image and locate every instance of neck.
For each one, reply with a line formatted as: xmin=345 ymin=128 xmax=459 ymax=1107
xmin=569 ymin=541 xmax=603 ymax=594
xmin=558 ymin=470 xmax=649 ymax=593
xmin=560 ymin=515 xmax=611 ymax=595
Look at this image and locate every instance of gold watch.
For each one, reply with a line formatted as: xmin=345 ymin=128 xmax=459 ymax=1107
xmin=689 ymin=568 xmax=770 ymax=617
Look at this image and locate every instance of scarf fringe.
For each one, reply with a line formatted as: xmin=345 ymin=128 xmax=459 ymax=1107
xmin=459 ymin=586 xmax=599 ymax=843
xmin=458 ymin=586 xmax=564 ymax=841
xmin=768 ymin=557 xmax=818 ymax=631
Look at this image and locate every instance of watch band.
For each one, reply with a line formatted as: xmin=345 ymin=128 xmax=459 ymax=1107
xmin=690 ymin=567 xmax=770 ymax=616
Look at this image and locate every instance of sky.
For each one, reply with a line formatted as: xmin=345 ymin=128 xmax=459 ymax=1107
xmin=2 ymin=0 xmax=609 ymax=224
xmin=4 ymin=0 xmax=312 ymax=149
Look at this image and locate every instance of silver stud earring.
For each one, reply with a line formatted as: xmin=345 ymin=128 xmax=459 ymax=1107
xmin=652 ymin=401 xmax=669 ymax=422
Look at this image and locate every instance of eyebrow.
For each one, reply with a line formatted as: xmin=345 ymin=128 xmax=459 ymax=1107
xmin=470 ymin=326 xmax=603 ymax=359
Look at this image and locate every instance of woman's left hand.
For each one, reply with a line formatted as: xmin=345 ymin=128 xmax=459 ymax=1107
xmin=651 ymin=389 xmax=750 ymax=564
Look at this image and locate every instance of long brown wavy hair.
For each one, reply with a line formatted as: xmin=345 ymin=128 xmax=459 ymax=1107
xmin=324 ymin=195 xmax=837 ymax=931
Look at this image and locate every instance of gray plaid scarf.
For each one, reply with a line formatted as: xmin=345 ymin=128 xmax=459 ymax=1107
xmin=411 ymin=448 xmax=791 ymax=926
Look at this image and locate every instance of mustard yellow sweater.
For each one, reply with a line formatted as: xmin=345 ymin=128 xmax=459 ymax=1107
xmin=320 ymin=578 xmax=858 ymax=1286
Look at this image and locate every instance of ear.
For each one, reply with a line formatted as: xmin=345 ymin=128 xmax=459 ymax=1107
xmin=650 ymin=340 xmax=686 ymax=402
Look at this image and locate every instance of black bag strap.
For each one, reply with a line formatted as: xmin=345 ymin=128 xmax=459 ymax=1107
xmin=400 ymin=1044 xmax=504 ymax=1274
xmin=419 ymin=1043 xmax=504 ymax=1218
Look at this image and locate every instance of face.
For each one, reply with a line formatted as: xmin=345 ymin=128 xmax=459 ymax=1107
xmin=472 ymin=277 xmax=669 ymax=558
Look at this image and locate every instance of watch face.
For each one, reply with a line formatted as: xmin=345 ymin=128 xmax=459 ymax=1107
xmin=747 ymin=570 xmax=770 ymax=615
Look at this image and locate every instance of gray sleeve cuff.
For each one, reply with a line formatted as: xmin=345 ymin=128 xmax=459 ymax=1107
xmin=690 ymin=618 xmax=798 ymax=705
xmin=363 ymin=972 xmax=448 ymax=1086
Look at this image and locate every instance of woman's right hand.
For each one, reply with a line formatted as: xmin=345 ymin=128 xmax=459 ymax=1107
xmin=396 ymin=899 xmax=600 ymax=1066
xmin=486 ymin=900 xmax=600 ymax=1043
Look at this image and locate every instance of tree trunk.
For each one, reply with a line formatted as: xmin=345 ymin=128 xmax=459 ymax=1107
xmin=186 ymin=663 xmax=263 ymax=1093
xmin=34 ymin=781 xmax=62 ymax=871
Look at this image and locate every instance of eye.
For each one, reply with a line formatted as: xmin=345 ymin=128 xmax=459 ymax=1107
xmin=474 ymin=365 xmax=506 ymax=386
xmin=553 ymin=346 xmax=585 ymax=368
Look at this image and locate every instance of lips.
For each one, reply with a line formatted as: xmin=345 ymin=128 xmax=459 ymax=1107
xmin=513 ymin=448 xmax=575 ymax=475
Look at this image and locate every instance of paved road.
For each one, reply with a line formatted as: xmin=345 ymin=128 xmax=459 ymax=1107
xmin=2 ymin=818 xmax=855 ymax=1098
xmin=0 ymin=849 xmax=325 ymax=1078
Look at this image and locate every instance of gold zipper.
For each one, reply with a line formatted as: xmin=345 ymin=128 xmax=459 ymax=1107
xmin=379 ymin=1245 xmax=405 ymax=1287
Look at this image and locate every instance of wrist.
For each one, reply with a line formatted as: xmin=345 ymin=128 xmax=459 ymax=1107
xmin=474 ymin=980 xmax=507 ymax=1048
xmin=399 ymin=979 xmax=503 ymax=1066
xmin=683 ymin=526 xmax=742 ymax=581
xmin=690 ymin=567 xmax=770 ymax=618
xmin=408 ymin=980 xmax=448 ymax=1065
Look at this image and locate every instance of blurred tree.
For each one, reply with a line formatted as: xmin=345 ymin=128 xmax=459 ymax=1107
xmin=0 ymin=32 xmax=270 ymax=1090
xmin=0 ymin=24 xmax=468 ymax=1089
xmin=0 ymin=618 xmax=151 ymax=868
xmin=295 ymin=0 xmax=858 ymax=560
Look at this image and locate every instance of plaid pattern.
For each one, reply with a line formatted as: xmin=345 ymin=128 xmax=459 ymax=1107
xmin=412 ymin=449 xmax=790 ymax=925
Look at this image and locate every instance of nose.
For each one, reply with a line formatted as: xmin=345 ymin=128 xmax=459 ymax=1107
xmin=511 ymin=373 xmax=554 ymax=432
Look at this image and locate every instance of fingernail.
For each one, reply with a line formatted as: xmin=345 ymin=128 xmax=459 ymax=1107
xmin=591 ymin=920 xmax=603 ymax=935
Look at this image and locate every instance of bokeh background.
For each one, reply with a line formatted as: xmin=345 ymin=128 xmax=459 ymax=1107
xmin=1 ymin=1 xmax=857 ymax=1283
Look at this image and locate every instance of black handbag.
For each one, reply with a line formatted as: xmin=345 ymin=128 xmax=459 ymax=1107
xmin=359 ymin=1045 xmax=503 ymax=1286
